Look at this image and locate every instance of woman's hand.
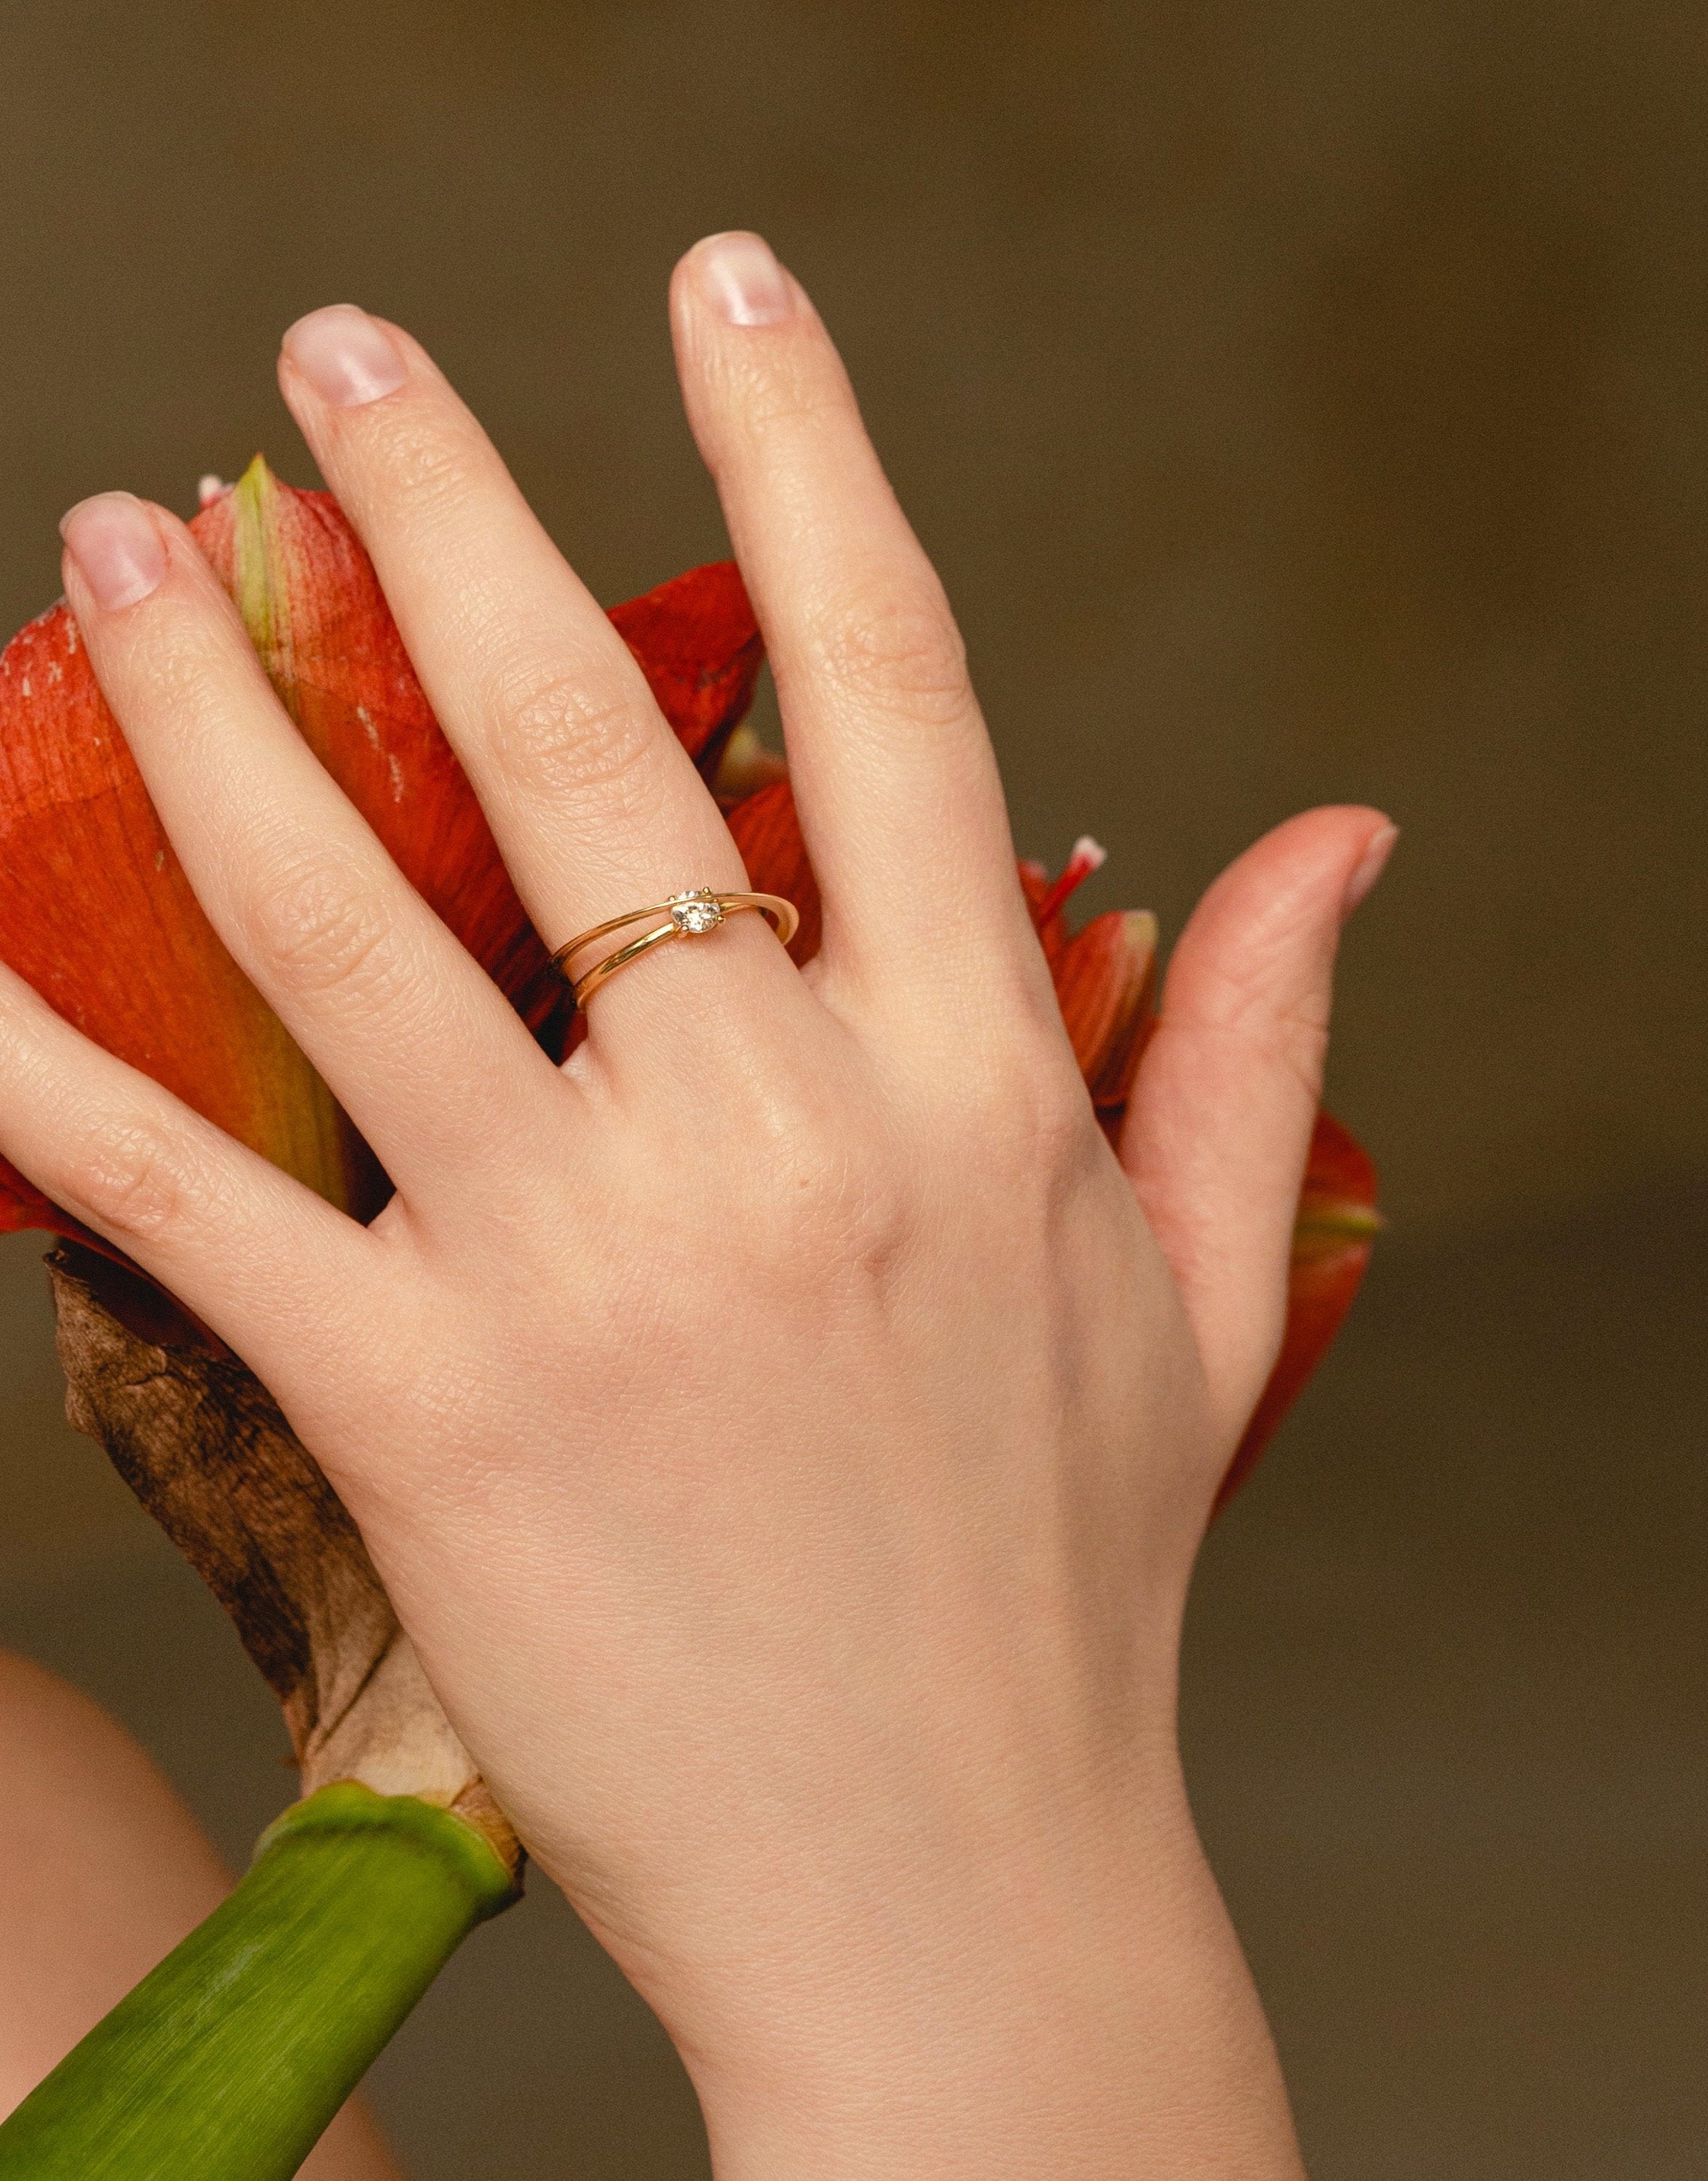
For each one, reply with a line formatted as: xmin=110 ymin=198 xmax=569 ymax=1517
xmin=0 ymin=233 xmax=1390 ymax=2177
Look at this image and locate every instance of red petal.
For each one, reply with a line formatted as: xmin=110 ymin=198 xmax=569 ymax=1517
xmin=1214 ymin=1109 xmax=1380 ymax=1514
xmin=608 ymin=561 xmax=763 ymax=777
xmin=723 ymin=779 xmax=822 ymax=965
xmin=1019 ymin=859 xmax=1070 ymax=973
xmin=1294 ymin=1104 xmax=1379 ymax=1220
xmin=0 ymin=1154 xmax=111 ymax=1256
xmin=1030 ymin=836 xmax=1108 ymax=931
xmin=1053 ymin=909 xmax=1158 ymax=1133
xmin=0 ymin=601 xmax=359 ymax=1238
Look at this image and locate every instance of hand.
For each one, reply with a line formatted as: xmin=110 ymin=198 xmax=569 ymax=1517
xmin=1 ymin=232 xmax=1390 ymax=2177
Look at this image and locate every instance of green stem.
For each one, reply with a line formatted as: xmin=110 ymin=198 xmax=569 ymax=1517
xmin=0 ymin=1782 xmax=515 ymax=2180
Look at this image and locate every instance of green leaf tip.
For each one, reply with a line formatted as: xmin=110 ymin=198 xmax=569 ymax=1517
xmin=0 ymin=1783 xmax=516 ymax=2180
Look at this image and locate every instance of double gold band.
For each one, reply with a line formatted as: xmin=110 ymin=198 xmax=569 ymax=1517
xmin=550 ymin=888 xmax=800 ymax=1011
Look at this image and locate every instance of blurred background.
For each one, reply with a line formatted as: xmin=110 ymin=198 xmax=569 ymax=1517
xmin=1 ymin=1 xmax=1704 ymax=2173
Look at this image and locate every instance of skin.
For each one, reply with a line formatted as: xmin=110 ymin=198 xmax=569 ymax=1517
xmin=0 ymin=1652 xmax=398 ymax=2177
xmin=0 ymin=231 xmax=1394 ymax=2175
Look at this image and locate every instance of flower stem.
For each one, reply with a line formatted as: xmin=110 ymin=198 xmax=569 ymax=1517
xmin=0 ymin=1782 xmax=516 ymax=2180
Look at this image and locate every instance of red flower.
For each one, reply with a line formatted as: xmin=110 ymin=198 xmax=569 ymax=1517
xmin=1214 ymin=1112 xmax=1379 ymax=1509
xmin=0 ymin=459 xmax=1375 ymax=1498
xmin=0 ymin=459 xmax=759 ymax=1246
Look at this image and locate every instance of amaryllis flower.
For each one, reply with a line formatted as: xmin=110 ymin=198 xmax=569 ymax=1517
xmin=0 ymin=457 xmax=1376 ymax=1498
xmin=0 ymin=458 xmax=760 ymax=1245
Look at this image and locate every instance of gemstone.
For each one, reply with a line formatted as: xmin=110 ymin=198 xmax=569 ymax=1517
xmin=668 ymin=891 xmax=723 ymax=936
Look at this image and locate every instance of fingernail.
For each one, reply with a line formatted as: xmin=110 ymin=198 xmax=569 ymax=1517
xmin=281 ymin=304 xmax=408 ymax=407
xmin=1342 ymin=823 xmax=1398 ymax=916
xmin=59 ymin=494 xmax=167 ymax=611
xmin=696 ymin=232 xmax=793 ymax=327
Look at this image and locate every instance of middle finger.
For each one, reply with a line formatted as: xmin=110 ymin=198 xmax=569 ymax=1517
xmin=277 ymin=305 xmax=809 ymax=1064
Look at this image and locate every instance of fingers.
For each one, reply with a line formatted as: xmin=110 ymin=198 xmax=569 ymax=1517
xmin=276 ymin=307 xmax=806 ymax=1060
xmin=0 ymin=957 xmax=373 ymax=1383
xmin=1121 ymin=808 xmax=1395 ymax=1441
xmin=669 ymin=235 xmax=1038 ymax=1011
xmin=57 ymin=495 xmax=561 ymax=1210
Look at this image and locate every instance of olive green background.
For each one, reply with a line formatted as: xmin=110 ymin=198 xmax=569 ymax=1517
xmin=0 ymin=2 xmax=1704 ymax=2174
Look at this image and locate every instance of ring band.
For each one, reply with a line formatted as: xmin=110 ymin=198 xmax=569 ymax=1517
xmin=550 ymin=888 xmax=801 ymax=1011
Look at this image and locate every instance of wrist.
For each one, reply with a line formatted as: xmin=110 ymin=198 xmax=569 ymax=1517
xmin=667 ymin=1763 xmax=1302 ymax=2181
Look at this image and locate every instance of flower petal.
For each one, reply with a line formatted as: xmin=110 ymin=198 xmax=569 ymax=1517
xmin=0 ymin=1153 xmax=115 ymax=1257
xmin=1214 ymin=1109 xmax=1380 ymax=1513
xmin=723 ymin=779 xmax=822 ymax=964
xmin=1054 ymin=909 xmax=1159 ymax=1135
xmin=608 ymin=560 xmax=764 ymax=777
xmin=0 ymin=601 xmax=358 ymax=1237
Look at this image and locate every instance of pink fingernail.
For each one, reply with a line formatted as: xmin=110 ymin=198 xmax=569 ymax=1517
xmin=1342 ymin=823 xmax=1399 ymax=915
xmin=696 ymin=232 xmax=793 ymax=327
xmin=59 ymin=494 xmax=167 ymax=612
xmin=281 ymin=304 xmax=408 ymax=407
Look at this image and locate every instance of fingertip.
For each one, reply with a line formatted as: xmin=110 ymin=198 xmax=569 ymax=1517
xmin=670 ymin=235 xmax=830 ymax=476
xmin=1341 ymin=818 xmax=1398 ymax=917
xmin=1241 ymin=803 xmax=1393 ymax=880
xmin=60 ymin=494 xmax=189 ymax=616
xmin=674 ymin=231 xmax=798 ymax=329
xmin=278 ymin=304 xmax=409 ymax=411
xmin=1174 ymin=806 xmax=1393 ymax=965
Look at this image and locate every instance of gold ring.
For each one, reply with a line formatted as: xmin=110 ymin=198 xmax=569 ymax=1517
xmin=550 ymin=888 xmax=801 ymax=1010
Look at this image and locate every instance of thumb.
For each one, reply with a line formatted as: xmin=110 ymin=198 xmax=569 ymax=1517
xmin=1121 ymin=806 xmax=1395 ymax=1442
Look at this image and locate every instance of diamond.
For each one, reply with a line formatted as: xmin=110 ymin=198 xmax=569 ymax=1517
xmin=668 ymin=891 xmax=723 ymax=936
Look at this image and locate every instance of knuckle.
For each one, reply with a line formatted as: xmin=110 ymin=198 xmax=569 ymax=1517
xmin=66 ymin=1120 xmax=194 ymax=1241
xmin=1192 ymin=963 xmax=1332 ymax=1101
xmin=737 ymin=1090 xmax=910 ymax=1279
xmin=945 ymin=1026 xmax=1097 ymax=1179
xmin=809 ymin=585 xmax=973 ymax=728
xmin=244 ymin=848 xmax=397 ymax=1003
xmin=486 ymin=660 xmax=664 ymax=812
